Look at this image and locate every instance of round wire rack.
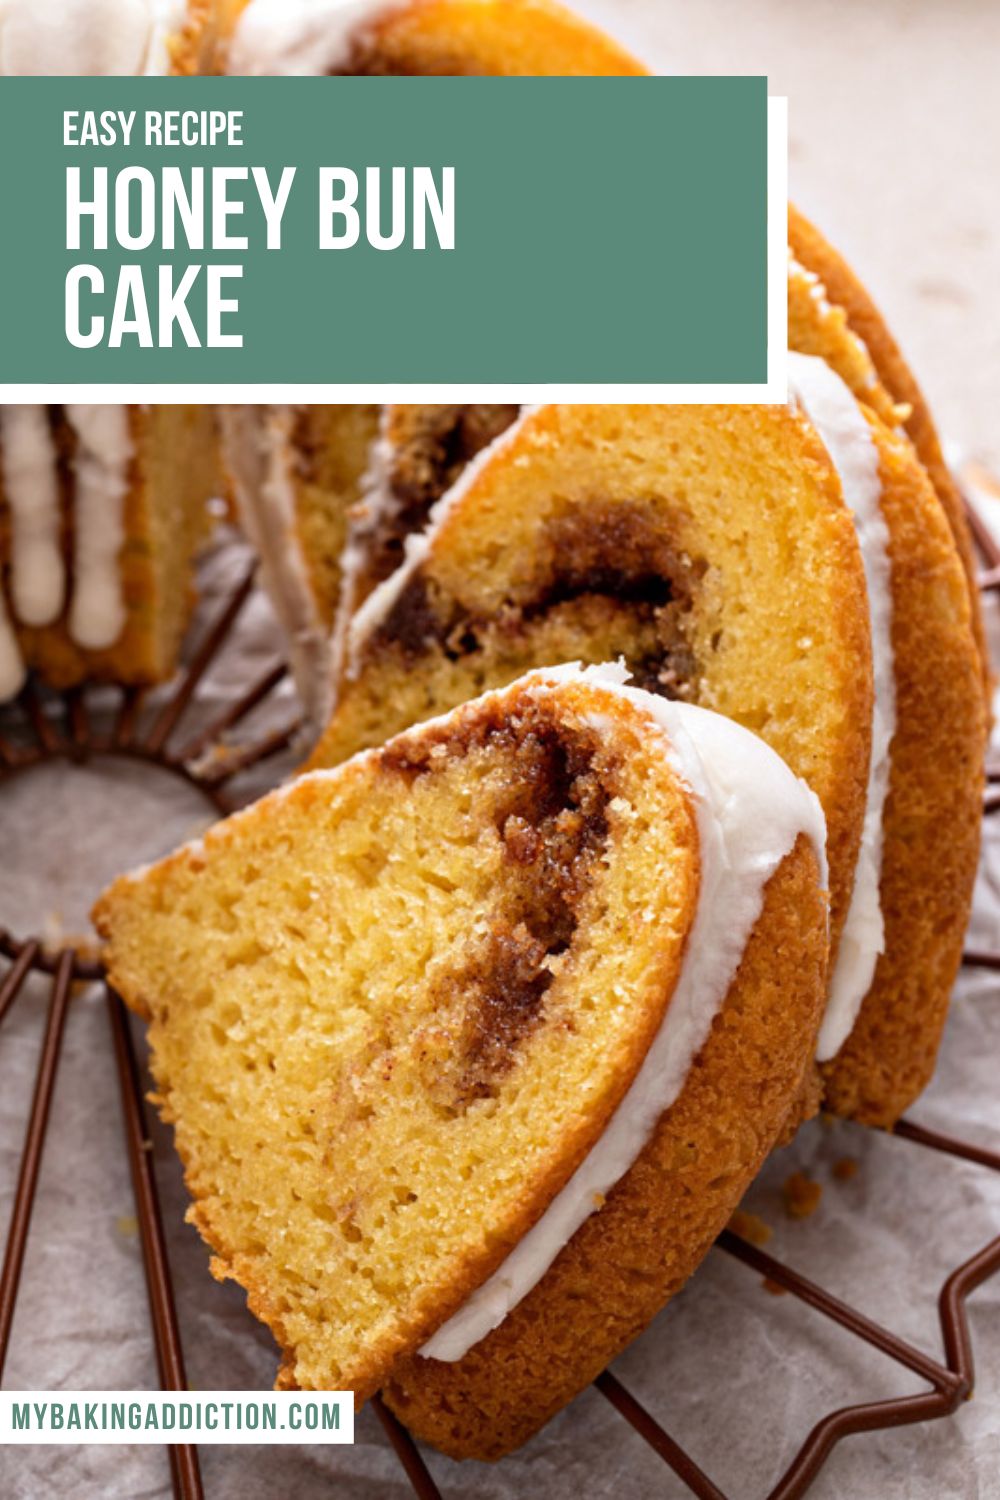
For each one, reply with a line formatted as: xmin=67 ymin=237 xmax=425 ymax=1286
xmin=1 ymin=487 xmax=999 ymax=1500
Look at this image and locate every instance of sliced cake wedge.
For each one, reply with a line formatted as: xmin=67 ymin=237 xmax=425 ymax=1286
xmin=95 ymin=663 xmax=827 ymax=1440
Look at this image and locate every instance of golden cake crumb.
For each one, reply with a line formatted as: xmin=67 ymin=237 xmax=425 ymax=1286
xmin=783 ymin=1171 xmax=823 ymax=1220
xmin=728 ymin=1209 xmax=773 ymax=1247
xmin=832 ymin=1156 xmax=859 ymax=1182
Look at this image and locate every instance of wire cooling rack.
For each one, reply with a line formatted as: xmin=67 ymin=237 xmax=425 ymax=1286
xmin=1 ymin=492 xmax=999 ymax=1500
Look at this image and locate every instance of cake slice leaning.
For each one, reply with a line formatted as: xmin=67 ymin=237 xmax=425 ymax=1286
xmin=94 ymin=664 xmax=827 ymax=1428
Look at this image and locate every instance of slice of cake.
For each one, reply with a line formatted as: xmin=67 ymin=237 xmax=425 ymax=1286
xmin=95 ymin=664 xmax=827 ymax=1441
xmin=0 ymin=404 xmax=218 ymax=699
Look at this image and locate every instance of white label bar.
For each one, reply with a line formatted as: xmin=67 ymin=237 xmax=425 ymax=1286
xmin=0 ymin=1391 xmax=354 ymax=1444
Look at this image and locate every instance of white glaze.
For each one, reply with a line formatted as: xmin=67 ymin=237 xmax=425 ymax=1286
xmin=0 ymin=0 xmax=181 ymax=75
xmin=218 ymin=405 xmax=334 ymax=730
xmin=0 ymin=405 xmax=65 ymax=626
xmin=0 ymin=404 xmax=131 ymax=696
xmin=227 ymin=0 xmax=395 ymax=75
xmin=420 ymin=661 xmax=827 ymax=1361
xmin=346 ymin=406 xmax=536 ymax=674
xmin=787 ymin=352 xmax=895 ymax=1061
xmin=66 ymin=405 xmax=134 ymax=651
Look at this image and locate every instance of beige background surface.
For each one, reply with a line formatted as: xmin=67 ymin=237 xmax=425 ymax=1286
xmin=579 ymin=0 xmax=1000 ymax=471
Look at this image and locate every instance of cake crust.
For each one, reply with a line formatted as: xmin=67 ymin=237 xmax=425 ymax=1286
xmin=787 ymin=255 xmax=900 ymax=429
xmin=819 ymin=414 xmax=985 ymax=1124
xmin=788 ymin=204 xmax=989 ymax=699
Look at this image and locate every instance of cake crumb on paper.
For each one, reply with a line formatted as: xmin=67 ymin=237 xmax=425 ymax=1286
xmin=783 ymin=1172 xmax=822 ymax=1220
xmin=728 ymin=1209 xmax=773 ymax=1247
xmin=832 ymin=1157 xmax=859 ymax=1182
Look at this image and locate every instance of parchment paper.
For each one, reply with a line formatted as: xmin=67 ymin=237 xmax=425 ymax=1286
xmin=0 ymin=506 xmax=998 ymax=1500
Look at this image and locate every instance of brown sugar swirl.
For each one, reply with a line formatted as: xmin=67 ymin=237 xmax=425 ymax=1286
xmin=381 ymin=695 xmax=617 ymax=1110
xmin=366 ymin=499 xmax=705 ymax=704
xmin=347 ymin=405 xmax=522 ymax=608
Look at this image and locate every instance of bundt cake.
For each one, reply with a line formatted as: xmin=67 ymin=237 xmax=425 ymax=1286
xmin=0 ymin=0 xmax=989 ymax=1452
xmin=308 ymin=393 xmax=984 ymax=1127
xmin=0 ymin=405 xmax=218 ymax=701
xmin=95 ymin=663 xmax=828 ymax=1452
